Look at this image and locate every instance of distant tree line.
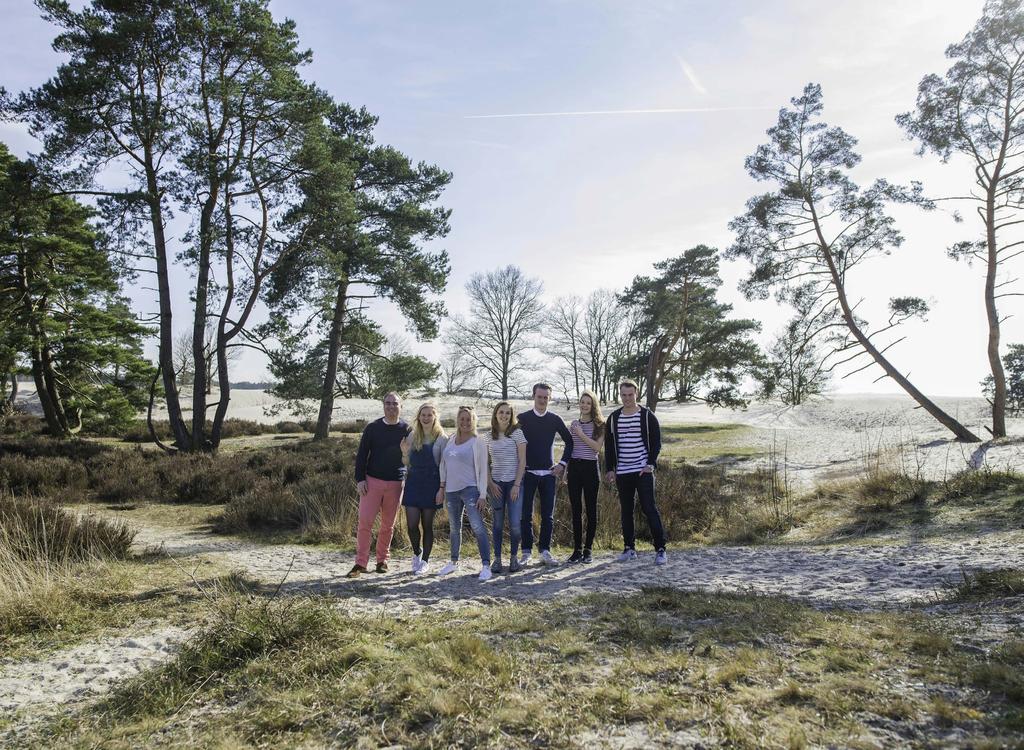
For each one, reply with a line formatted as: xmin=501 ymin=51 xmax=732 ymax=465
xmin=2 ymin=0 xmax=1021 ymax=444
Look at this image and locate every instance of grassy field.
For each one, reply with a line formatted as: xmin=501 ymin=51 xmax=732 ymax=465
xmin=3 ymin=423 xmax=1024 ymax=747
xmin=16 ymin=587 xmax=1024 ymax=749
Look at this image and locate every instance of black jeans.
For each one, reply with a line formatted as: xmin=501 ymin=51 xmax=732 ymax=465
xmin=567 ymin=458 xmax=599 ymax=552
xmin=615 ymin=471 xmax=666 ymax=551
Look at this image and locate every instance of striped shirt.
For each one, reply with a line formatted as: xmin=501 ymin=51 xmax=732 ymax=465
xmin=570 ymin=420 xmax=599 ymax=461
xmin=615 ymin=411 xmax=648 ymax=474
xmin=487 ymin=428 xmax=526 ymax=482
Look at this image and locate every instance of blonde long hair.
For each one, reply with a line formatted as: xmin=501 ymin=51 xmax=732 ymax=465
xmin=408 ymin=403 xmax=445 ymax=453
xmin=579 ymin=389 xmax=605 ymax=440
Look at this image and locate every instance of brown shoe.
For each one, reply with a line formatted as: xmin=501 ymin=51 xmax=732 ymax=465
xmin=375 ymin=561 xmax=389 ymax=573
xmin=346 ymin=564 xmax=367 ymax=578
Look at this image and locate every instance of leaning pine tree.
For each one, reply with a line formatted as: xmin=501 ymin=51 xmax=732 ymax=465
xmin=727 ymin=83 xmax=981 ymax=443
xmin=898 ymin=0 xmax=1024 ymax=438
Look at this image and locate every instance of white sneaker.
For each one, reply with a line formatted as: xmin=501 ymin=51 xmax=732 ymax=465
xmin=438 ymin=560 xmax=459 ymax=576
xmin=479 ymin=565 xmax=492 ymax=582
xmin=540 ymin=550 xmax=558 ymax=566
xmin=411 ymin=553 xmax=421 ymax=572
xmin=520 ymin=551 xmax=532 ymax=566
xmin=655 ymin=549 xmax=667 ymax=566
xmin=617 ymin=548 xmax=637 ymax=562
xmin=415 ymin=560 xmax=430 ymax=576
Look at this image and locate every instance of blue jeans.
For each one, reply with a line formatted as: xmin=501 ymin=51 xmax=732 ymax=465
xmin=490 ymin=480 xmax=523 ymax=561
xmin=446 ymin=486 xmax=490 ymax=564
xmin=521 ymin=472 xmax=557 ymax=553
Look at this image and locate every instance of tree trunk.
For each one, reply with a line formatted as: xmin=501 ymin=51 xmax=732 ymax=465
xmin=191 ymin=204 xmax=214 ymax=451
xmin=644 ymin=336 xmax=665 ymax=412
xmin=30 ymin=346 xmax=64 ymax=436
xmin=812 ymin=206 xmax=982 ymax=443
xmin=6 ymin=374 xmax=17 ymax=409
xmin=315 ymin=277 xmax=350 ymax=440
xmin=146 ymin=172 xmax=190 ymax=450
xmin=985 ymin=176 xmax=1007 ymax=438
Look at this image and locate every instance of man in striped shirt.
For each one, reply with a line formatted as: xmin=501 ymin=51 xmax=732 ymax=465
xmin=603 ymin=379 xmax=667 ymax=565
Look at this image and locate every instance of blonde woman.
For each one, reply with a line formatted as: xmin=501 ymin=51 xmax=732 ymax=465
xmin=400 ymin=403 xmax=447 ymax=575
xmin=567 ymin=390 xmax=605 ymax=563
xmin=486 ymin=402 xmax=527 ymax=574
xmin=438 ymin=406 xmax=492 ymax=581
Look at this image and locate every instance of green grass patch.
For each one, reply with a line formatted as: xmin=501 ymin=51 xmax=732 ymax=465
xmin=944 ymin=568 xmax=1024 ymax=602
xmin=18 ymin=588 xmax=1023 ymax=748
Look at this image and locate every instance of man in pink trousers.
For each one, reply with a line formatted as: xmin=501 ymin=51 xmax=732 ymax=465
xmin=347 ymin=392 xmax=407 ymax=578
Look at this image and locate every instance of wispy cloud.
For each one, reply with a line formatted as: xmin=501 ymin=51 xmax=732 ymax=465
xmin=675 ymin=55 xmax=708 ymax=95
xmin=465 ymin=106 xmax=771 ymax=120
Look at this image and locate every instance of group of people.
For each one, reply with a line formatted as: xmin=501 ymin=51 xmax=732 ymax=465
xmin=348 ymin=380 xmax=667 ymax=581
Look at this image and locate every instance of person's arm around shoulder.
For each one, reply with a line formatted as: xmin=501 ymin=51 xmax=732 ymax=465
xmin=604 ymin=411 xmax=617 ymax=483
xmin=485 ymin=435 xmax=500 ymax=499
xmin=474 ymin=436 xmax=489 ymax=510
xmin=553 ymin=413 xmax=573 ymax=477
xmin=643 ymin=408 xmax=662 ymax=473
xmin=513 ymin=429 xmax=527 ymax=496
xmin=437 ymin=438 xmax=448 ymax=505
xmin=355 ymin=420 xmax=375 ymax=496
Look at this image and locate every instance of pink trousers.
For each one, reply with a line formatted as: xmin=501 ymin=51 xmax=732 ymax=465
xmin=356 ymin=476 xmax=403 ymax=567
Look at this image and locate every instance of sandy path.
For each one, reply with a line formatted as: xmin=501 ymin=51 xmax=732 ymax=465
xmin=134 ymin=523 xmax=1024 ymax=614
xmin=3 ymin=518 xmax=1023 ymax=728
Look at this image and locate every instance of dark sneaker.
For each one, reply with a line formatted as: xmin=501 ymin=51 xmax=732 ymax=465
xmin=567 ymin=550 xmax=584 ymax=564
xmin=346 ymin=564 xmax=367 ymax=578
xmin=491 ymin=559 xmax=503 ymax=574
xmin=375 ymin=561 xmax=389 ymax=573
xmin=582 ymin=549 xmax=593 ymax=564
xmin=509 ymin=558 xmax=521 ymax=573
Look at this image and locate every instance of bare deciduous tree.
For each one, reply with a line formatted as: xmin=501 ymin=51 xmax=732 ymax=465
xmin=454 ymin=265 xmax=544 ymax=400
xmin=546 ymin=295 xmax=585 ymax=404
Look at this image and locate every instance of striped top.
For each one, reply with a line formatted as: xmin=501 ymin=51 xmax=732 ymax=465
xmin=615 ymin=411 xmax=648 ymax=474
xmin=570 ymin=420 xmax=599 ymax=461
xmin=486 ymin=428 xmax=526 ymax=483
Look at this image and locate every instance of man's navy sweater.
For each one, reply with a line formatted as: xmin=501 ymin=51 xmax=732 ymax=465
xmin=516 ymin=409 xmax=573 ymax=471
xmin=354 ymin=418 xmax=408 ymax=482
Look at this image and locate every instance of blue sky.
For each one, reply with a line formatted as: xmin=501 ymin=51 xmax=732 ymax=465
xmin=2 ymin=0 xmax=1008 ymax=397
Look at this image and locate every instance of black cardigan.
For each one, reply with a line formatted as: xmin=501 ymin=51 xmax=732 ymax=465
xmin=603 ymin=405 xmax=662 ymax=472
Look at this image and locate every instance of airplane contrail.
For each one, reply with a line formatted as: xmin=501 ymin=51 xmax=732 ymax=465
xmin=464 ymin=106 xmax=773 ymax=119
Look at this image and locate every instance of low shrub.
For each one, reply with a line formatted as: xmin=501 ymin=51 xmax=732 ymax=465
xmin=162 ymin=453 xmax=254 ymax=504
xmin=274 ymin=421 xmax=306 ymax=434
xmin=86 ymin=448 xmax=162 ymax=504
xmin=0 ymin=453 xmax=90 ymax=496
xmin=0 ymin=492 xmax=135 ymax=562
xmin=940 ymin=469 xmax=1024 ymax=502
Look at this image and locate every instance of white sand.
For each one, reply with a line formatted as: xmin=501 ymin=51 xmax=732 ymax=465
xmin=0 ymin=625 xmax=191 ymax=714
xmin=17 ymin=383 xmax=1023 ymax=484
xmin=4 ymin=387 xmax=1024 ymax=731
xmin=2 ymin=513 xmax=1022 ymax=731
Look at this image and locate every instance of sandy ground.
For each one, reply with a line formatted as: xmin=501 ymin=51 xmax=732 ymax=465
xmin=17 ymin=384 xmax=1023 ymax=484
xmin=3 ymin=514 xmax=1023 ymax=726
xmin=5 ymin=387 xmax=1024 ymax=733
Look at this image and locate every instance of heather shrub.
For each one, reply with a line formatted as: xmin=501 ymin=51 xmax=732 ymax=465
xmin=0 ymin=453 xmax=90 ymax=497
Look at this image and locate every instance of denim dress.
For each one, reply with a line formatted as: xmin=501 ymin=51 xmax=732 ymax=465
xmin=402 ymin=441 xmax=443 ymax=509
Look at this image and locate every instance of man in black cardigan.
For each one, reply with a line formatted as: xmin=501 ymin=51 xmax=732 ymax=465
xmin=603 ymin=379 xmax=667 ymax=565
